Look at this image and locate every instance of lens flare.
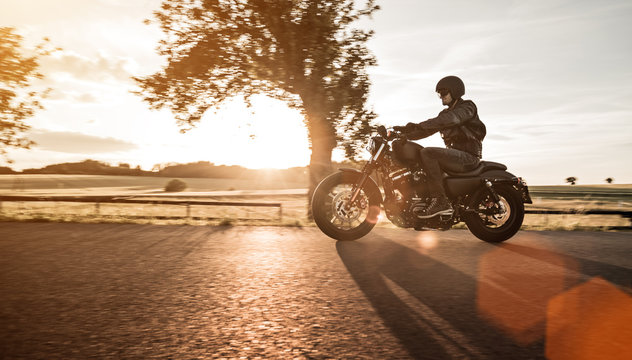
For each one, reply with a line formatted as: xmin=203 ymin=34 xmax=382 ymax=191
xmin=476 ymin=237 xmax=578 ymax=345
xmin=546 ymin=277 xmax=632 ymax=360
xmin=416 ymin=231 xmax=438 ymax=254
xmin=366 ymin=205 xmax=382 ymax=224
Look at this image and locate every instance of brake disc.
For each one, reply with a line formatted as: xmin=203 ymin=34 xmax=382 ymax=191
xmin=486 ymin=197 xmax=511 ymax=226
xmin=332 ymin=190 xmax=366 ymax=223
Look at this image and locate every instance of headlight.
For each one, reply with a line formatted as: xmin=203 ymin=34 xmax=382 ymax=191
xmin=367 ymin=138 xmax=377 ymax=154
xmin=367 ymin=136 xmax=382 ymax=155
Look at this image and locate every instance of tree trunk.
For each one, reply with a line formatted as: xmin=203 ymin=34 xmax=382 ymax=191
xmin=307 ymin=136 xmax=335 ymax=220
xmin=302 ymin=99 xmax=336 ymax=220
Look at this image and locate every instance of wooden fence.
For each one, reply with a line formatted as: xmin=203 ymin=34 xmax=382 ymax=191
xmin=1 ymin=195 xmax=631 ymax=228
xmin=0 ymin=195 xmax=283 ymax=222
xmin=524 ymin=209 xmax=632 ymax=230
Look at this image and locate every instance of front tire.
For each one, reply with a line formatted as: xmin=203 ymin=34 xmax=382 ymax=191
xmin=464 ymin=184 xmax=525 ymax=243
xmin=312 ymin=171 xmax=382 ymax=241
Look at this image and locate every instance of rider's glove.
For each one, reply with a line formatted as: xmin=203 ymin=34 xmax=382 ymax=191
xmin=393 ymin=122 xmax=417 ymax=133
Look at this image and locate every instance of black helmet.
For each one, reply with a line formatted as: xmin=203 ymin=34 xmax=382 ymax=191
xmin=436 ymin=76 xmax=465 ymax=99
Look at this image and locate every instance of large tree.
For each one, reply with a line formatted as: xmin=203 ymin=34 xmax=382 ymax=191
xmin=135 ymin=0 xmax=379 ymax=214
xmin=0 ymin=27 xmax=54 ymax=162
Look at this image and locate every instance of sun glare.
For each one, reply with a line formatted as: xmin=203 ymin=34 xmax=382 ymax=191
xmin=196 ymin=96 xmax=311 ymax=169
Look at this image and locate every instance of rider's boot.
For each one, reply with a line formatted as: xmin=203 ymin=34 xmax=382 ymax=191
xmin=416 ymin=196 xmax=453 ymax=218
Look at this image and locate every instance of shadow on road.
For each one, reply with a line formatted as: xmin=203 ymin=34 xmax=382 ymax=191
xmin=336 ymin=235 xmax=545 ymax=359
xmin=501 ymin=243 xmax=632 ymax=289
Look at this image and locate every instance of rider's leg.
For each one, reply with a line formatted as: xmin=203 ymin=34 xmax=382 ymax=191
xmin=420 ymin=147 xmax=445 ymax=196
xmin=418 ymin=147 xmax=479 ymax=217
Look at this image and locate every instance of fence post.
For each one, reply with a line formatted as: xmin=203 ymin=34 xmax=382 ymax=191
xmin=186 ymin=203 xmax=191 ymax=218
xmin=95 ymin=202 xmax=100 ymax=215
xmin=279 ymin=204 xmax=282 ymax=221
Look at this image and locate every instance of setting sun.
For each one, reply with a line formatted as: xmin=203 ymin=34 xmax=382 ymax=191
xmin=192 ymin=96 xmax=311 ymax=170
xmin=223 ymin=97 xmax=309 ymax=169
xmin=125 ymin=96 xmax=312 ymax=171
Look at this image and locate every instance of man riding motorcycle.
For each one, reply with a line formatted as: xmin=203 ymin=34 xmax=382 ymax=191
xmin=393 ymin=75 xmax=486 ymax=218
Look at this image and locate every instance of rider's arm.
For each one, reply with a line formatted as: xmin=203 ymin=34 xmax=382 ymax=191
xmin=404 ymin=123 xmax=437 ymax=140
xmin=409 ymin=100 xmax=477 ymax=137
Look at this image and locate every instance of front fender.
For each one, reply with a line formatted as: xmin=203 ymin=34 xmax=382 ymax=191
xmin=338 ymin=168 xmax=383 ymax=204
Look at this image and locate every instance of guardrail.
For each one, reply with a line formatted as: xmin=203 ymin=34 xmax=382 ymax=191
xmin=0 ymin=195 xmax=283 ymax=221
xmin=525 ymin=209 xmax=632 ymax=230
xmin=528 ymin=190 xmax=632 ymax=199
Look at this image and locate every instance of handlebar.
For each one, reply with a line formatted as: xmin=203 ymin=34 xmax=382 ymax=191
xmin=376 ymin=125 xmax=405 ymax=141
xmin=376 ymin=125 xmax=388 ymax=137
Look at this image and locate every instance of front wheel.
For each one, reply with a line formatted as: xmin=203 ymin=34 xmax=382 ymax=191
xmin=312 ymin=171 xmax=382 ymax=241
xmin=464 ymin=184 xmax=525 ymax=243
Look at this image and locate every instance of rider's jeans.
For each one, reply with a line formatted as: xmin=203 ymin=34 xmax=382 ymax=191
xmin=420 ymin=147 xmax=480 ymax=197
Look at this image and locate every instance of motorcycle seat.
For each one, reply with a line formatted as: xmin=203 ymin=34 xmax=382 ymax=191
xmin=444 ymin=161 xmax=507 ymax=177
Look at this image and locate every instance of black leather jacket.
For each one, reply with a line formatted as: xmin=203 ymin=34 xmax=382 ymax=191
xmin=404 ymin=99 xmax=486 ymax=158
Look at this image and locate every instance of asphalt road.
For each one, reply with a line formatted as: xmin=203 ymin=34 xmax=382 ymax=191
xmin=0 ymin=222 xmax=630 ymax=359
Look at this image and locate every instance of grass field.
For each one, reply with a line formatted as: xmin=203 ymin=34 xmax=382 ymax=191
xmin=0 ymin=174 xmax=630 ymax=230
xmin=0 ymin=174 xmax=308 ymax=195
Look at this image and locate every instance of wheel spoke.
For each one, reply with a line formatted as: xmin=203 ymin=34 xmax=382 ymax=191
xmin=476 ymin=195 xmax=511 ymax=228
xmin=463 ymin=185 xmax=524 ymax=242
xmin=324 ymin=185 xmax=371 ymax=231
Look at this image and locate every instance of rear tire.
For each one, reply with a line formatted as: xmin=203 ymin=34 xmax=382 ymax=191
xmin=464 ymin=184 xmax=524 ymax=243
xmin=312 ymin=171 xmax=381 ymax=241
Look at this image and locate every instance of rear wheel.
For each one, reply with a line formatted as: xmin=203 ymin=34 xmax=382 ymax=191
xmin=464 ymin=185 xmax=524 ymax=243
xmin=312 ymin=171 xmax=381 ymax=241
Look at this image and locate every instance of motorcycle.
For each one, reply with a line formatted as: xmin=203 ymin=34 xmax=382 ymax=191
xmin=312 ymin=126 xmax=532 ymax=242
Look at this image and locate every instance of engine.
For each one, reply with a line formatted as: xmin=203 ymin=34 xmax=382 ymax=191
xmin=383 ymin=163 xmax=431 ymax=228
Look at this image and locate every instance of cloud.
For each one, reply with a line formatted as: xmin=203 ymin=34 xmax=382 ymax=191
xmin=47 ymin=90 xmax=98 ymax=103
xmin=40 ymin=51 xmax=135 ymax=83
xmin=29 ymin=129 xmax=137 ymax=154
xmin=486 ymin=134 xmax=514 ymax=141
xmin=75 ymin=93 xmax=98 ymax=103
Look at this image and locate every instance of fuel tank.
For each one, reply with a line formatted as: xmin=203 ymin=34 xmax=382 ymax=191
xmin=392 ymin=139 xmax=423 ymax=167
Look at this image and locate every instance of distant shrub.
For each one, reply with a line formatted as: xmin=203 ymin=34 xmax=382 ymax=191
xmin=219 ymin=218 xmax=234 ymax=226
xmin=165 ymin=179 xmax=187 ymax=192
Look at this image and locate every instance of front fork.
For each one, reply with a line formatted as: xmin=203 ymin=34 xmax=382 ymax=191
xmin=346 ymin=163 xmax=373 ymax=210
xmin=346 ymin=143 xmax=384 ymax=209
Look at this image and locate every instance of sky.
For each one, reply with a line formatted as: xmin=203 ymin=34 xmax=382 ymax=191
xmin=1 ymin=0 xmax=631 ymax=185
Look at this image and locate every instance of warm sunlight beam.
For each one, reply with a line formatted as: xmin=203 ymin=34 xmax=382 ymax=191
xmin=205 ymin=96 xmax=311 ymax=169
xmin=132 ymin=96 xmax=311 ymax=170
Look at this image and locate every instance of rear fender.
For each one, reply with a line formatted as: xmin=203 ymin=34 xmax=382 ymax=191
xmin=479 ymin=170 xmax=533 ymax=204
xmin=446 ymin=170 xmax=533 ymax=204
xmin=445 ymin=169 xmax=517 ymax=198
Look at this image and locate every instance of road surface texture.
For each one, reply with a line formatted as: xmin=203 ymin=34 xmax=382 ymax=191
xmin=1 ymin=222 xmax=631 ymax=359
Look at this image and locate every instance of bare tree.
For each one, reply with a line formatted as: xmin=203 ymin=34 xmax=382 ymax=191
xmin=134 ymin=0 xmax=379 ymax=216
